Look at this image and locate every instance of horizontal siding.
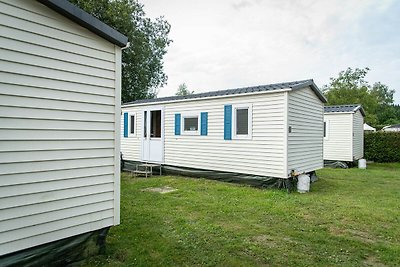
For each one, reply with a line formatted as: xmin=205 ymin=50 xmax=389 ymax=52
xmin=120 ymin=110 xmax=142 ymax=161
xmin=1 ymin=200 xmax=114 ymax=233
xmin=0 ymin=210 xmax=114 ymax=248
xmin=0 ymin=0 xmax=118 ymax=256
xmin=287 ymin=87 xmax=324 ymax=175
xmin=353 ymin=110 xmax=364 ymax=160
xmin=0 ymin=83 xmax=115 ymax=105
xmin=1 ymin=192 xmax=114 ymax=221
xmin=323 ymin=113 xmax=353 ymax=161
xmin=0 ymin=72 xmax=115 ymax=96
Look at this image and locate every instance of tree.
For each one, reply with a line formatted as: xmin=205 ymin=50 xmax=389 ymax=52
xmin=371 ymin=82 xmax=395 ymax=106
xmin=69 ymin=0 xmax=172 ymax=103
xmin=176 ymin=83 xmax=194 ymax=96
xmin=323 ymin=67 xmax=398 ymax=126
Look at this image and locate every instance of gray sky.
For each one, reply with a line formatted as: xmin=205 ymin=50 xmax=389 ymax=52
xmin=143 ymin=0 xmax=400 ymax=104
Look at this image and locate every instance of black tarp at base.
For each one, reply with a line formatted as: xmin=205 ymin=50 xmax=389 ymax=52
xmin=123 ymin=160 xmax=298 ymax=192
xmin=0 ymin=227 xmax=109 ymax=267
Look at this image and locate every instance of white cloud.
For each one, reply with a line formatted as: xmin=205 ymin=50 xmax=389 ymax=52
xmin=142 ymin=0 xmax=400 ymax=103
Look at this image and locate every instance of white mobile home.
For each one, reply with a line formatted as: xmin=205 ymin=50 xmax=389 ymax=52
xmin=323 ymin=105 xmax=365 ymax=162
xmin=0 ymin=0 xmax=127 ymax=262
xmin=121 ymin=80 xmax=327 ymax=184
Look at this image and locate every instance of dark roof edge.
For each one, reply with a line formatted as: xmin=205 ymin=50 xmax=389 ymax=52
xmin=37 ymin=0 xmax=128 ymax=47
xmin=324 ymin=104 xmax=366 ymax=116
xmin=353 ymin=105 xmax=366 ymax=116
xmin=291 ymin=80 xmax=327 ymax=103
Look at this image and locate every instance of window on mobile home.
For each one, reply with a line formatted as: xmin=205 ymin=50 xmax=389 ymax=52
xmin=151 ymin=110 xmax=161 ymax=138
xmin=129 ymin=113 xmax=135 ymax=136
xmin=233 ymin=104 xmax=252 ymax=139
xmin=183 ymin=116 xmax=199 ymax=132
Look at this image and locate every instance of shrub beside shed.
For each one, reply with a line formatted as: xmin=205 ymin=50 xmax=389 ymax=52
xmin=0 ymin=0 xmax=127 ymax=263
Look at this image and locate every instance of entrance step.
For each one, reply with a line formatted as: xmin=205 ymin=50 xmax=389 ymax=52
xmin=130 ymin=163 xmax=162 ymax=178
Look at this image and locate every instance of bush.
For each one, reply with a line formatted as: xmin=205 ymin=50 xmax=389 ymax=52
xmin=364 ymin=132 xmax=400 ymax=162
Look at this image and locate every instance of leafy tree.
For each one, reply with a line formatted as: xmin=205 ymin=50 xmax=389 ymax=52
xmin=69 ymin=0 xmax=172 ymax=103
xmin=371 ymin=82 xmax=395 ymax=105
xmin=176 ymin=83 xmax=194 ymax=96
xmin=323 ymin=67 xmax=398 ymax=126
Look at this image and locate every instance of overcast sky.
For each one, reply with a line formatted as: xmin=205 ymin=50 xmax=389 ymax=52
xmin=142 ymin=0 xmax=400 ymax=104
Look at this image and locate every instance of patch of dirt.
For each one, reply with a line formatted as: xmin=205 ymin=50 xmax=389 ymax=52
xmin=141 ymin=186 xmax=177 ymax=194
xmin=329 ymin=227 xmax=375 ymax=244
xmin=345 ymin=229 xmax=375 ymax=244
xmin=363 ymin=256 xmax=387 ymax=267
xmin=249 ymin=234 xmax=294 ymax=248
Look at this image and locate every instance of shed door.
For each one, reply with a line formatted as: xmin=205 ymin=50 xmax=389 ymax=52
xmin=141 ymin=107 xmax=164 ymax=163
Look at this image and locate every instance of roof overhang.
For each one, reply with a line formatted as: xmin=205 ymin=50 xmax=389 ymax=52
xmin=291 ymin=80 xmax=327 ymax=103
xmin=37 ymin=0 xmax=128 ymax=47
xmin=122 ymin=88 xmax=292 ymax=108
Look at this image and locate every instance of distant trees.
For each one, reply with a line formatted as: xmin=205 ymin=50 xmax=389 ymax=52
xmin=70 ymin=0 xmax=172 ymax=103
xmin=323 ymin=67 xmax=399 ymax=127
xmin=176 ymin=83 xmax=194 ymax=96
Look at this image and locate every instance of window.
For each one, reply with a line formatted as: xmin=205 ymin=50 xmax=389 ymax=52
xmin=127 ymin=112 xmax=136 ymax=137
xmin=181 ymin=113 xmax=200 ymax=135
xmin=232 ymin=104 xmax=252 ymax=139
xmin=143 ymin=111 xmax=147 ymax=138
xmin=150 ymin=110 xmax=161 ymax=138
xmin=184 ymin=117 xmax=198 ymax=131
xmin=130 ymin=115 xmax=135 ymax=134
xmin=324 ymin=120 xmax=329 ymax=139
xmin=236 ymin=108 xmax=248 ymax=135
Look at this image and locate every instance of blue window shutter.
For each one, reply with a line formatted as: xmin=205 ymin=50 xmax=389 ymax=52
xmin=175 ymin=113 xmax=181 ymax=135
xmin=201 ymin=112 xmax=208 ymax=136
xmin=224 ymin=105 xmax=232 ymax=140
xmin=123 ymin=112 xmax=128 ymax=137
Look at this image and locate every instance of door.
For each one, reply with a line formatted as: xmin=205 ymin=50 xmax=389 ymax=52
xmin=141 ymin=107 xmax=164 ymax=163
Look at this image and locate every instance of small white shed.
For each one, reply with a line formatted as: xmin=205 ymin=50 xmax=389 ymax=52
xmin=121 ymin=80 xmax=327 ymax=185
xmin=0 ymin=0 xmax=127 ymax=260
xmin=364 ymin=123 xmax=376 ymax=132
xmin=323 ymin=105 xmax=365 ymax=162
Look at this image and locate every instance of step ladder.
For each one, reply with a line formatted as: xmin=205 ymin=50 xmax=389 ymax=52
xmin=131 ymin=163 xmax=162 ymax=178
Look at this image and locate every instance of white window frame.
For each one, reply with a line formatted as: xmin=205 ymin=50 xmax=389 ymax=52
xmin=323 ymin=120 xmax=329 ymax=140
xmin=128 ymin=112 xmax=136 ymax=137
xmin=181 ymin=112 xmax=200 ymax=135
xmin=232 ymin=104 xmax=252 ymax=140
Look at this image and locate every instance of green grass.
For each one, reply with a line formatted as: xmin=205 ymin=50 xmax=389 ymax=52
xmin=84 ymin=163 xmax=400 ymax=266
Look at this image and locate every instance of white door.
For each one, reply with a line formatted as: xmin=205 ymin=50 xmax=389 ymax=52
xmin=141 ymin=107 xmax=164 ymax=163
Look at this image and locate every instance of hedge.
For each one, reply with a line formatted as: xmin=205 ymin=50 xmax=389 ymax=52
xmin=364 ymin=132 xmax=400 ymax=162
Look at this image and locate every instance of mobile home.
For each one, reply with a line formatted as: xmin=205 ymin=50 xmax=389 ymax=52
xmin=0 ymin=0 xmax=127 ymax=263
xmin=323 ymin=105 xmax=365 ymax=162
xmin=121 ymin=80 xmax=327 ymax=186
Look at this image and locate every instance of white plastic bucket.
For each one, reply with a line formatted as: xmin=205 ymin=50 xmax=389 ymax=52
xmin=358 ymin=159 xmax=367 ymax=169
xmin=297 ymin=174 xmax=310 ymax=193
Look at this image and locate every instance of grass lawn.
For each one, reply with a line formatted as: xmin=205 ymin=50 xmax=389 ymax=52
xmin=84 ymin=163 xmax=400 ymax=266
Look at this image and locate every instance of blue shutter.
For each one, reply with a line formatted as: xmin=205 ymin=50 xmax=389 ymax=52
xmin=224 ymin=105 xmax=232 ymax=140
xmin=200 ymin=112 xmax=208 ymax=136
xmin=123 ymin=112 xmax=128 ymax=137
xmin=175 ymin=113 xmax=181 ymax=135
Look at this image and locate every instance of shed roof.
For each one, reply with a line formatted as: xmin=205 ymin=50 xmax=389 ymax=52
xmin=324 ymin=104 xmax=365 ymax=116
xmin=123 ymin=79 xmax=326 ymax=106
xmin=383 ymin=124 xmax=400 ymax=129
xmin=37 ymin=0 xmax=128 ymax=47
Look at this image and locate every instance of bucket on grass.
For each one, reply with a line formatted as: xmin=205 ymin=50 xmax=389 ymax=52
xmin=297 ymin=174 xmax=310 ymax=193
xmin=358 ymin=159 xmax=367 ymax=169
